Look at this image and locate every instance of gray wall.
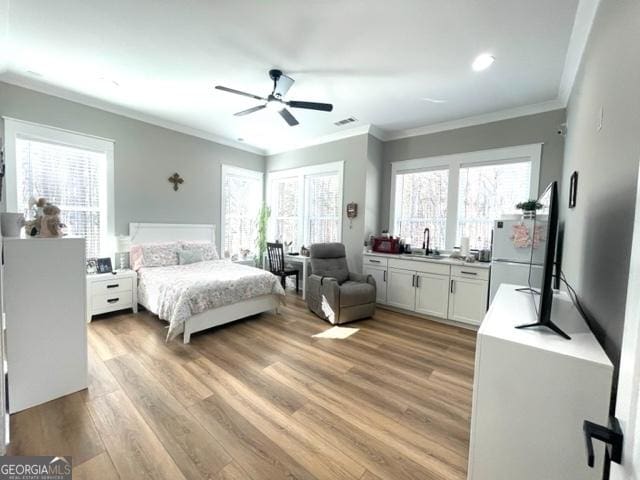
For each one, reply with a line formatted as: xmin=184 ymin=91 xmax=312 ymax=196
xmin=559 ymin=0 xmax=640 ymax=397
xmin=365 ymin=135 xmax=383 ymax=241
xmin=266 ymin=134 xmax=374 ymax=272
xmin=0 ymin=82 xmax=264 ymax=247
xmin=380 ymin=109 xmax=567 ymax=231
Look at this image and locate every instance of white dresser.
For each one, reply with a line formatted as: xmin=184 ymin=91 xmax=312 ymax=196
xmin=3 ymin=237 xmax=88 ymax=413
xmin=468 ymin=284 xmax=613 ymax=479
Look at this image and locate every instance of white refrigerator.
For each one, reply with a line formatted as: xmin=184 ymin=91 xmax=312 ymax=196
xmin=489 ymin=219 xmax=545 ymax=303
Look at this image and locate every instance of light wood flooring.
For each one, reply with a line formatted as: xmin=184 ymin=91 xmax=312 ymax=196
xmin=8 ymin=293 xmax=477 ymax=480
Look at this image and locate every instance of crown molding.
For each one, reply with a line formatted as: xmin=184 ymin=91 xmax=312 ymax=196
xmin=378 ymin=98 xmax=566 ymax=142
xmin=558 ymin=0 xmax=602 ymax=106
xmin=0 ymin=73 xmax=266 ymax=155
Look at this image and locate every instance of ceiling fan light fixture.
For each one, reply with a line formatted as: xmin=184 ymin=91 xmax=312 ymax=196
xmin=266 ymin=98 xmax=284 ymax=112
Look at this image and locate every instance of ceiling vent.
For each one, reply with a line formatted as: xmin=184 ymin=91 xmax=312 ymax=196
xmin=334 ymin=117 xmax=357 ymax=127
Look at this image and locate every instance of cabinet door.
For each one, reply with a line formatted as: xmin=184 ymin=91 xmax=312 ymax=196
xmin=415 ymin=273 xmax=450 ymax=318
xmin=387 ymin=268 xmax=416 ymax=311
xmin=363 ymin=266 xmax=387 ymax=304
xmin=448 ymin=277 xmax=489 ymax=325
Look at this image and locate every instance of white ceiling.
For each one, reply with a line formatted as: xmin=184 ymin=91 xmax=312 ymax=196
xmin=0 ymin=0 xmax=581 ymax=154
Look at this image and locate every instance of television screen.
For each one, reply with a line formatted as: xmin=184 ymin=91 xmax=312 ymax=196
xmin=527 ymin=185 xmax=553 ymax=315
xmin=517 ymin=181 xmax=570 ymax=339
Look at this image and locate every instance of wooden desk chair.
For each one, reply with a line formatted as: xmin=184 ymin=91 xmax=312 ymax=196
xmin=267 ymin=242 xmax=300 ymax=292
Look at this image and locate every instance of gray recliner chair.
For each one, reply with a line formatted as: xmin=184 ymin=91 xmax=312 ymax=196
xmin=306 ymin=243 xmax=376 ymax=324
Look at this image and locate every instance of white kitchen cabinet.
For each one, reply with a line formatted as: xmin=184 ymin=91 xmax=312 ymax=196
xmin=386 ymin=267 xmax=416 ymax=310
xmin=363 ymin=252 xmax=489 ymax=326
xmin=364 ymin=266 xmax=387 ymax=304
xmin=448 ymin=276 xmax=489 ymax=325
xmin=415 ymin=272 xmax=450 ymax=318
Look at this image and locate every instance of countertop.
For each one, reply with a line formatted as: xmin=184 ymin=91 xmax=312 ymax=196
xmin=363 ymin=250 xmax=491 ymax=269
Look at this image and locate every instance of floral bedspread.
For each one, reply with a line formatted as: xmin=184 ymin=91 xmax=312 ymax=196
xmin=137 ymin=260 xmax=285 ymax=340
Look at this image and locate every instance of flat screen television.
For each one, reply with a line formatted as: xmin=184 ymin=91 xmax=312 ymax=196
xmin=515 ymin=181 xmax=570 ymax=339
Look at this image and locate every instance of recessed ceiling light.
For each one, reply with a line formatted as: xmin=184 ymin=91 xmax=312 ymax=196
xmin=472 ymin=54 xmax=495 ymax=72
xmin=26 ymin=70 xmax=44 ymax=77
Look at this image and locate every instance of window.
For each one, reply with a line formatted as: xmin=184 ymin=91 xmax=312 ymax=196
xmin=271 ymin=175 xmax=300 ymax=247
xmin=4 ymin=119 xmax=114 ymax=258
xmin=267 ymin=162 xmax=343 ymax=250
xmin=390 ymin=144 xmax=541 ymax=251
xmin=457 ymin=160 xmax=532 ymax=249
xmin=221 ymin=165 xmax=264 ymax=257
xmin=394 ymin=168 xmax=448 ymax=248
xmin=305 ymin=172 xmax=341 ymax=244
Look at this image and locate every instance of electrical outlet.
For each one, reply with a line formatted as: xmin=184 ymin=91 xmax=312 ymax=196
xmin=597 ymin=106 xmax=604 ymax=132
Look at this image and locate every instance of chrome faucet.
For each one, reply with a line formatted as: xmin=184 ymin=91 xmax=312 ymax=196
xmin=422 ymin=228 xmax=431 ymax=256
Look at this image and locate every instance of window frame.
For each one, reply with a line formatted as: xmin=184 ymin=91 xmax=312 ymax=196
xmin=266 ymin=161 xmax=344 ymax=248
xmin=219 ymin=164 xmax=264 ymax=257
xmin=389 ymin=144 xmax=542 ymax=251
xmin=3 ymin=117 xmax=115 ymax=257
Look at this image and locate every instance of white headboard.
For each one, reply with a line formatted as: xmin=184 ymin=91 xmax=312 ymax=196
xmin=129 ymin=223 xmax=216 ymax=245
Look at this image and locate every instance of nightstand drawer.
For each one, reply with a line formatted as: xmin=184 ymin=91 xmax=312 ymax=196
xmin=91 ymin=277 xmax=133 ymax=295
xmin=92 ymin=293 xmax=133 ymax=314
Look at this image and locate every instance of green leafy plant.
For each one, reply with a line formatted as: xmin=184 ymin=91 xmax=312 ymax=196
xmin=516 ymin=200 xmax=543 ymax=211
xmin=255 ymin=202 xmax=271 ymax=269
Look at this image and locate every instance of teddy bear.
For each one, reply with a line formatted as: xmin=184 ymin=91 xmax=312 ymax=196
xmin=38 ymin=203 xmax=64 ymax=238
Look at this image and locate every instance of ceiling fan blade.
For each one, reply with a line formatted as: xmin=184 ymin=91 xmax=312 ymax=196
xmin=215 ymin=85 xmax=266 ymax=101
xmin=287 ymin=100 xmax=333 ymax=112
xmin=234 ymin=105 xmax=266 ymax=116
xmin=279 ymin=108 xmax=299 ymax=126
xmin=273 ymin=74 xmax=295 ymax=97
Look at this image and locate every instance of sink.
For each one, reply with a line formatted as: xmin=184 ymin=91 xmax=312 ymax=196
xmin=407 ymin=252 xmax=446 ymax=260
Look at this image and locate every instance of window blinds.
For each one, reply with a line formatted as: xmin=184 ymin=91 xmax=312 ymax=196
xmin=394 ymin=168 xmax=449 ymax=249
xmin=222 ymin=169 xmax=263 ymax=256
xmin=15 ymin=136 xmax=107 ymax=258
xmin=272 ymin=176 xmax=300 ymax=248
xmin=305 ymin=172 xmax=340 ymax=244
xmin=457 ymin=160 xmax=531 ymax=249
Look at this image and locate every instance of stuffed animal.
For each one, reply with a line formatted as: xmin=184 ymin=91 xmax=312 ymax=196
xmin=39 ymin=203 xmax=64 ymax=238
xmin=23 ymin=197 xmax=65 ymax=237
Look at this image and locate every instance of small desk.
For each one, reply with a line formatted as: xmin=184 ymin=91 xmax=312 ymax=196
xmin=284 ymin=255 xmax=310 ymax=299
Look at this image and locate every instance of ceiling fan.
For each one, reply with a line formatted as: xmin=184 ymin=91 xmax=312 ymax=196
xmin=215 ymin=69 xmax=333 ymax=127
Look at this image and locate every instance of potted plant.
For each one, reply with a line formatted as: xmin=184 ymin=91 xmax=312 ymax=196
xmin=516 ymin=200 xmax=543 ymax=219
xmin=255 ymin=202 xmax=271 ymax=269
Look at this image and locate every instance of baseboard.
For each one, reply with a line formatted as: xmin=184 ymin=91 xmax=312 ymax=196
xmin=376 ymin=304 xmax=480 ymax=332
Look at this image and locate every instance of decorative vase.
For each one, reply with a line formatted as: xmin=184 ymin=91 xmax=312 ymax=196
xmin=1 ymin=212 xmax=25 ymax=237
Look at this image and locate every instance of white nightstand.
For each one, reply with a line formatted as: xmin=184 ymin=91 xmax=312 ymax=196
xmin=86 ymin=270 xmax=138 ymax=322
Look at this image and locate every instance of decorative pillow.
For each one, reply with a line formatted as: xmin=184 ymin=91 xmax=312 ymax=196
xmin=130 ymin=242 xmax=180 ymax=270
xmin=178 ymin=249 xmax=203 ymax=265
xmin=179 ymin=241 xmax=219 ymax=261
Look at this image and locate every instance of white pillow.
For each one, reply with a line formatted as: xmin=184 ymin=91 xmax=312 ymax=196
xmin=179 ymin=241 xmax=219 ymax=261
xmin=130 ymin=242 xmax=180 ymax=270
xmin=178 ymin=249 xmax=204 ymax=265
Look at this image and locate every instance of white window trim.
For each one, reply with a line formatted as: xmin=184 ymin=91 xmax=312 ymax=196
xmin=3 ymin=117 xmax=115 ymax=256
xmin=389 ymin=143 xmax=542 ymax=250
xmin=219 ymin=164 xmax=264 ymax=255
xmin=266 ymin=161 xmax=344 ymax=246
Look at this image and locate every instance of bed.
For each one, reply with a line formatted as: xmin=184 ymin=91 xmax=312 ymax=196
xmin=129 ymin=222 xmax=284 ymax=343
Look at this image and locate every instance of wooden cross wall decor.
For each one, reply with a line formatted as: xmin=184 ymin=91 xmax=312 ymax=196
xmin=168 ymin=173 xmax=184 ymax=191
